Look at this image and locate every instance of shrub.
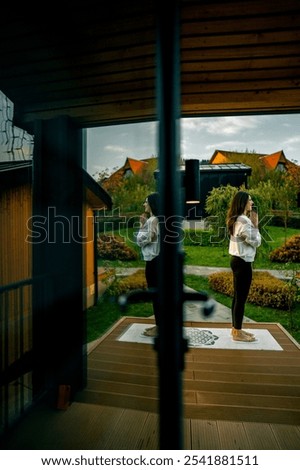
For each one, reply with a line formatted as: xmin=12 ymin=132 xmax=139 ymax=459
xmin=208 ymin=270 xmax=297 ymax=310
xmin=269 ymin=234 xmax=300 ymax=263
xmin=106 ymin=268 xmax=147 ymax=297
xmin=97 ymin=234 xmax=139 ymax=261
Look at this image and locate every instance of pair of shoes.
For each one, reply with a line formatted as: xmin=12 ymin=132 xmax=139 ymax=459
xmin=231 ymin=328 xmax=256 ymax=342
xmin=142 ymin=326 xmax=158 ymax=337
xmin=231 ymin=327 xmax=255 ymax=339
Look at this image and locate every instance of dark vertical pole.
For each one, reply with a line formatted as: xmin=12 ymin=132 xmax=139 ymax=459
xmin=32 ymin=116 xmax=86 ymax=402
xmin=156 ymin=0 xmax=184 ymax=449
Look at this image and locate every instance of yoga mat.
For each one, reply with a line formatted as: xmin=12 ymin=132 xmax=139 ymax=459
xmin=117 ymin=324 xmax=283 ymax=351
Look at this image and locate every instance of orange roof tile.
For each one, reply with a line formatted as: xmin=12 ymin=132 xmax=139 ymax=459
xmin=210 ymin=149 xmax=266 ymax=164
xmin=259 ymin=151 xmax=285 ymax=170
xmin=126 ymin=157 xmax=148 ymax=174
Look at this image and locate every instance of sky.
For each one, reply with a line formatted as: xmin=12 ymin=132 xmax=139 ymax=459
xmin=86 ymin=114 xmax=300 ymax=178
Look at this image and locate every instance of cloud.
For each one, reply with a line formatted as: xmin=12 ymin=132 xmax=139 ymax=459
xmin=87 ymin=115 xmax=300 ymax=176
xmin=182 ymin=116 xmax=258 ymax=136
xmin=105 ymin=144 xmax=128 ymax=153
xmin=285 ymin=136 xmax=300 ymax=145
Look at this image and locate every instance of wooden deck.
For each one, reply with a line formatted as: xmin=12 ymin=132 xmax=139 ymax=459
xmin=75 ymin=317 xmax=300 ymax=449
xmin=2 ymin=317 xmax=300 ymax=450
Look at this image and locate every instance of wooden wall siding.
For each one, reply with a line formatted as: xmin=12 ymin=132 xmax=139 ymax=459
xmin=84 ymin=205 xmax=97 ymax=309
xmin=0 ymin=183 xmax=32 ymax=285
xmin=1 ymin=1 xmax=300 ymax=129
xmin=0 ymin=180 xmax=32 ymax=375
xmin=0 ymin=182 xmax=33 ymax=432
xmin=76 ymin=317 xmax=300 ymax=426
xmin=0 ymin=187 xmax=99 ymax=310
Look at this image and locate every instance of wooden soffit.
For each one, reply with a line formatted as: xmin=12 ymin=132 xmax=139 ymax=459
xmin=0 ymin=0 xmax=300 ymax=130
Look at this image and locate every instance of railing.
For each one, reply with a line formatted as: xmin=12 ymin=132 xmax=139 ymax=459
xmin=0 ymin=278 xmax=34 ymax=435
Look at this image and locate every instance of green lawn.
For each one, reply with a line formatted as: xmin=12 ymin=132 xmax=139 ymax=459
xmin=87 ymin=292 xmax=154 ymax=343
xmin=183 ymin=225 xmax=300 ymax=270
xmin=98 ymin=225 xmax=300 ymax=270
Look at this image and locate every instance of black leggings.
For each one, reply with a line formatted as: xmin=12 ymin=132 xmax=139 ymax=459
xmin=145 ymin=257 xmax=159 ymax=326
xmin=230 ymin=256 xmax=252 ymax=329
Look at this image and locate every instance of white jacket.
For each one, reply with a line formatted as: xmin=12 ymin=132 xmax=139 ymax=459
xmin=229 ymin=214 xmax=261 ymax=262
xmin=136 ymin=216 xmax=160 ymax=261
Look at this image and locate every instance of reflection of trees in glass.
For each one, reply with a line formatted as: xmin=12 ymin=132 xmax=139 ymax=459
xmin=95 ymin=159 xmax=158 ymax=214
xmin=0 ymin=90 xmax=34 ymax=161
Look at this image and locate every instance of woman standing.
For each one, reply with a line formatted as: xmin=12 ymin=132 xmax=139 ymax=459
xmin=226 ymin=191 xmax=261 ymax=342
xmin=136 ymin=192 xmax=160 ymax=337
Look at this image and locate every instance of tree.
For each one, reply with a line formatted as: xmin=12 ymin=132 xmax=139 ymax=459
xmin=204 ymin=184 xmax=238 ymax=252
xmin=254 ymin=172 xmax=299 ymax=243
xmin=96 ymin=160 xmax=157 ymax=214
xmin=204 ymin=183 xmax=272 ymax=260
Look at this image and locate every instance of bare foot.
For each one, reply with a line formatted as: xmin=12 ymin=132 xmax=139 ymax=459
xmin=142 ymin=326 xmax=158 ymax=337
xmin=231 ymin=328 xmax=256 ymax=342
xmin=232 ymin=327 xmax=255 ymax=338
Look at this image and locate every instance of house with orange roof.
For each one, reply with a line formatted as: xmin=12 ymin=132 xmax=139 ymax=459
xmin=210 ymin=149 xmax=300 ymax=208
xmin=102 ymin=156 xmax=158 ymax=191
xmin=210 ymin=149 xmax=296 ymax=173
xmin=259 ymin=150 xmax=295 ymax=172
xmin=123 ymin=157 xmax=148 ymax=177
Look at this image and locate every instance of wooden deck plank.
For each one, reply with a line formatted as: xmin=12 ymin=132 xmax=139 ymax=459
xmin=136 ymin=413 xmax=159 ymax=450
xmin=76 ymin=389 xmax=159 ymax=413
xmin=217 ymin=421 xmax=251 ymax=449
xmin=83 ymin=378 xmax=158 ymax=398
xmin=190 ymin=419 xmax=221 ymax=450
xmin=270 ymin=423 xmax=300 ymax=449
xmin=243 ymin=422 xmax=281 ymax=450
xmin=87 ymin=361 xmax=157 ymax=377
xmin=86 ymin=405 xmax=126 ymax=450
xmin=88 ymin=368 xmax=160 ymax=385
xmin=194 ymin=391 xmax=300 ymax=410
xmin=183 ymin=419 xmax=192 ymax=450
xmin=89 ymin=352 xmax=156 ymax=366
xmin=103 ymin=408 xmax=149 ymax=450
xmin=192 ymin=369 xmax=300 ymax=385
xmin=188 ymin=360 xmax=300 ymax=374
xmin=188 ymin=348 xmax=300 ymax=361
xmin=184 ymin=403 xmax=300 ymax=424
xmin=185 ymin=378 xmax=300 ymax=397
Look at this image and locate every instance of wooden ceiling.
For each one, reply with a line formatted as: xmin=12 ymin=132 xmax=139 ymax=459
xmin=0 ymin=0 xmax=300 ymax=131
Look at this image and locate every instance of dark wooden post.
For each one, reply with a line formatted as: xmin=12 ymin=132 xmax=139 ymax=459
xmin=32 ymin=116 xmax=86 ymax=403
xmin=156 ymin=0 xmax=185 ymax=449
